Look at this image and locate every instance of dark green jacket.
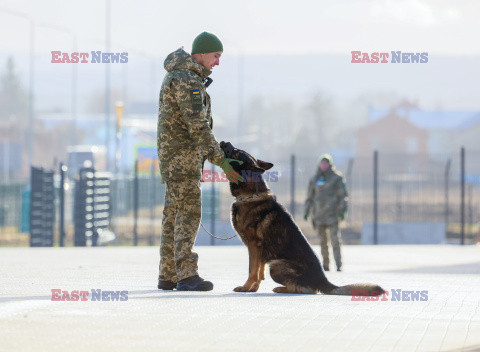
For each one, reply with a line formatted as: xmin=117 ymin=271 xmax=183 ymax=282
xmin=157 ymin=48 xmax=225 ymax=183
xmin=305 ymin=166 xmax=348 ymax=226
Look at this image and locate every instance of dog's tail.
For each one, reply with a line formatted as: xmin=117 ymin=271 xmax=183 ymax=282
xmin=312 ymin=264 xmax=385 ymax=296
xmin=270 ymin=259 xmax=384 ymax=296
xmin=319 ymin=282 xmax=385 ymax=296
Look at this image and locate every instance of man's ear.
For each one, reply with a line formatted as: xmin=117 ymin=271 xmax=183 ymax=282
xmin=256 ymin=159 xmax=274 ymax=170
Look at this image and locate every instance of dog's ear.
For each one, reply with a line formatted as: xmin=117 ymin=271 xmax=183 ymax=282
xmin=256 ymin=159 xmax=274 ymax=170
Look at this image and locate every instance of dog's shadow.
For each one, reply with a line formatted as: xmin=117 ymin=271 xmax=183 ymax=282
xmin=127 ymin=289 xmax=317 ymax=299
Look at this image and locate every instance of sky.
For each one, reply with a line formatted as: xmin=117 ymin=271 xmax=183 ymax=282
xmin=0 ymin=0 xmax=479 ymax=117
xmin=1 ymin=0 xmax=479 ymax=171
xmin=0 ymin=0 xmax=479 ymax=57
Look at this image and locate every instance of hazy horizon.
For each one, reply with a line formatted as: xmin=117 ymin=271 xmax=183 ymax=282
xmin=1 ymin=0 xmax=479 ymax=57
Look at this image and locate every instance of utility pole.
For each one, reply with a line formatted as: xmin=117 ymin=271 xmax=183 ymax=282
xmin=105 ymin=0 xmax=111 ymax=171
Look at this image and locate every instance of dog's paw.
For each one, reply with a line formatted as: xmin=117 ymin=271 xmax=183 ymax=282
xmin=234 ymin=286 xmax=248 ymax=292
xmin=273 ymin=286 xmax=289 ymax=293
xmin=234 ymin=284 xmax=259 ymax=292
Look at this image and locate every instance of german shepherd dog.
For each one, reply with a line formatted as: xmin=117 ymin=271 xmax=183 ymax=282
xmin=220 ymin=141 xmax=384 ymax=295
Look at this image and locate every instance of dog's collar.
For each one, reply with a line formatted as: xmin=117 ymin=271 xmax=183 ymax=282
xmin=234 ymin=191 xmax=276 ymax=203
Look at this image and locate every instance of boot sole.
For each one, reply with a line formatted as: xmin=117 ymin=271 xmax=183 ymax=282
xmin=176 ymin=283 xmax=213 ymax=291
xmin=158 ymin=283 xmax=177 ymax=290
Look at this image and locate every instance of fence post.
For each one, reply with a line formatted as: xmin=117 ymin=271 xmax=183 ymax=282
xmin=373 ymin=150 xmax=378 ymax=245
xmin=210 ymin=163 xmax=215 ymax=246
xmin=290 ymin=154 xmax=296 ymax=218
xmin=460 ymin=147 xmax=465 ymax=245
xmin=59 ymin=162 xmax=66 ymax=247
xmin=444 ymin=158 xmax=451 ymax=231
xmin=133 ymin=159 xmax=139 ymax=246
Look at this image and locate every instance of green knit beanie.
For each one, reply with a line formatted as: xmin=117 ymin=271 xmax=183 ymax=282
xmin=192 ymin=32 xmax=223 ymax=54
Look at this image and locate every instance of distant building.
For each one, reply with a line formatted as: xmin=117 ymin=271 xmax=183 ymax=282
xmin=356 ymin=110 xmax=429 ymax=173
xmin=366 ymin=105 xmax=480 ymax=155
xmin=357 ymin=110 xmax=428 ymax=157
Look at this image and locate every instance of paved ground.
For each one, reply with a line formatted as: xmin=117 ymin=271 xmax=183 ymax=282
xmin=1 ymin=245 xmax=479 ymax=352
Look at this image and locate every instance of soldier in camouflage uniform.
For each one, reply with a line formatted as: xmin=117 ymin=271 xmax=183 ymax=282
xmin=157 ymin=32 xmax=242 ymax=291
xmin=304 ymin=154 xmax=348 ymax=271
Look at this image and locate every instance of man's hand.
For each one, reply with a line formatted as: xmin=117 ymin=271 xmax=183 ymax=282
xmin=219 ymin=158 xmax=244 ymax=184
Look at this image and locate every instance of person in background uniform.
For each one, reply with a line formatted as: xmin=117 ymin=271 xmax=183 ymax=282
xmin=304 ymin=154 xmax=348 ymax=272
xmin=157 ymin=32 xmax=242 ymax=291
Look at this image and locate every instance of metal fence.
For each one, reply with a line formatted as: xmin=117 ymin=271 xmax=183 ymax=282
xmin=0 ymin=148 xmax=479 ymax=246
xmin=0 ymin=181 xmax=28 ymax=245
xmin=271 ymin=149 xmax=479 ymax=244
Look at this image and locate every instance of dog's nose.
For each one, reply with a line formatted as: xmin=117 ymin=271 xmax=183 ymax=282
xmin=220 ymin=141 xmax=236 ymax=157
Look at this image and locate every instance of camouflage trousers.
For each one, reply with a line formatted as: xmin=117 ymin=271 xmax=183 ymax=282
xmin=316 ymin=222 xmax=342 ymax=269
xmin=158 ymin=179 xmax=202 ymax=282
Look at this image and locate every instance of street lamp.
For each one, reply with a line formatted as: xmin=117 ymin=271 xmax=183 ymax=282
xmin=105 ymin=0 xmax=111 ymax=172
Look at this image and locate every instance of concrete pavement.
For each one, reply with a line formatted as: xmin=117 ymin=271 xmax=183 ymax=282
xmin=1 ymin=245 xmax=479 ymax=352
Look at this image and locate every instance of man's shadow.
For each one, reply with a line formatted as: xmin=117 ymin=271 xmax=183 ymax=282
xmin=0 ymin=289 xmax=324 ymax=303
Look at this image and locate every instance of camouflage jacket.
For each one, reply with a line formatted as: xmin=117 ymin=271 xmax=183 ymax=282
xmin=157 ymin=48 xmax=225 ymax=183
xmin=304 ymin=166 xmax=348 ymax=226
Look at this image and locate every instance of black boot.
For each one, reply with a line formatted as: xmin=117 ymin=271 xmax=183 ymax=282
xmin=158 ymin=280 xmax=176 ymax=290
xmin=176 ymin=275 xmax=213 ymax=291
